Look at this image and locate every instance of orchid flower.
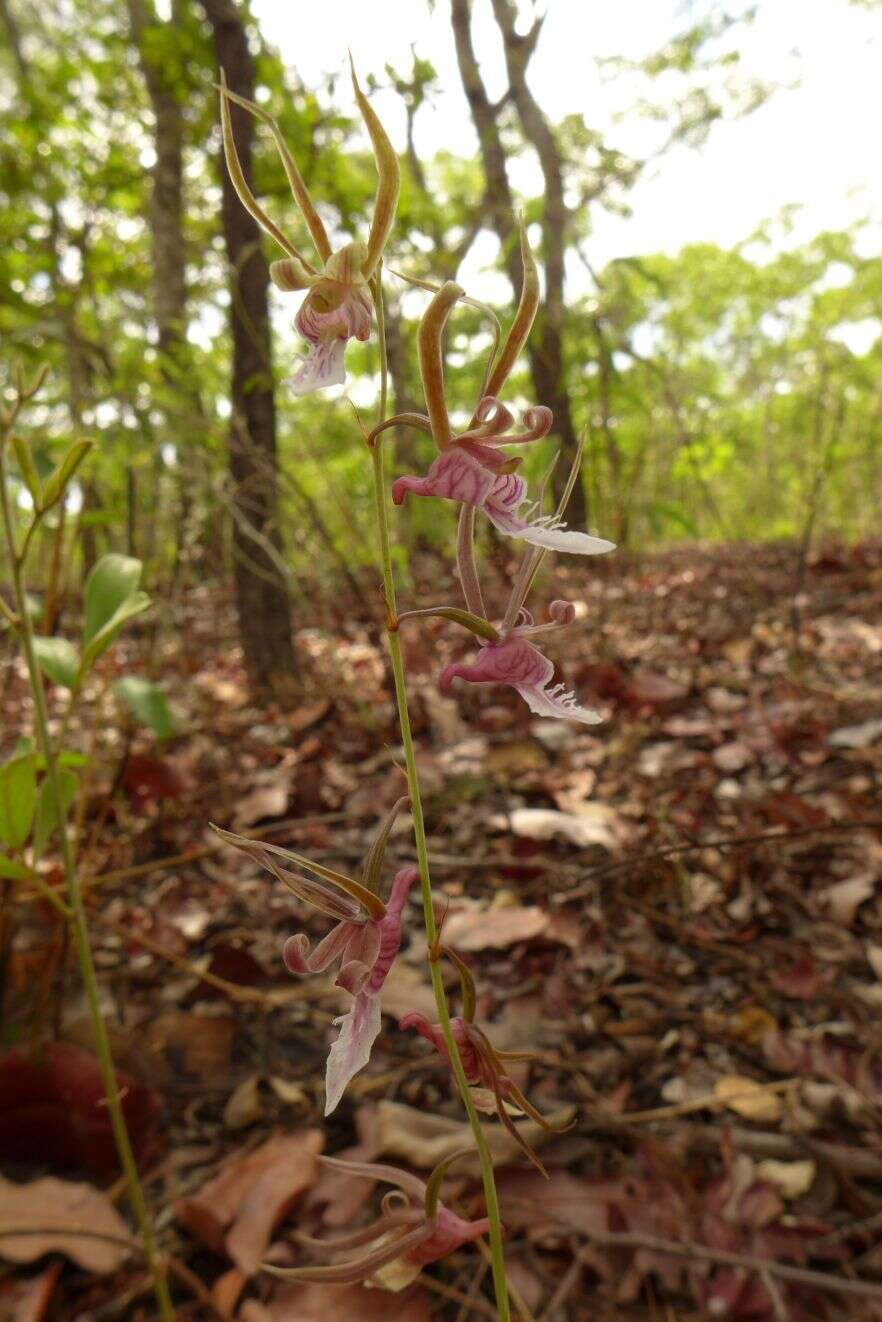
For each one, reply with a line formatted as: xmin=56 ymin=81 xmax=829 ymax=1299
xmin=388 ymin=228 xmax=614 ymax=556
xmin=218 ymin=58 xmax=399 ymax=394
xmin=212 ymin=799 xmax=416 ymax=1115
xmin=399 ymin=948 xmax=571 ymax=1176
xmin=263 ymin=1153 xmax=491 ymax=1286
xmin=402 ymin=561 xmax=601 ymax=724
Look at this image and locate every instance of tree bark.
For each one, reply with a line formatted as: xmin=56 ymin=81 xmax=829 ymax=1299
xmin=450 ymin=0 xmax=587 ymax=525
xmin=199 ymin=0 xmax=297 ymax=698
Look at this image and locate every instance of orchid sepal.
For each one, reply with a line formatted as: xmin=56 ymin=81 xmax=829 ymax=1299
xmin=210 ymin=823 xmax=386 ymax=920
xmin=396 ymin=606 xmax=500 ymax=643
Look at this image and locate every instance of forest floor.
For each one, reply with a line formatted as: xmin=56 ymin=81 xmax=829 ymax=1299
xmin=2 ymin=539 xmax=882 ymax=1321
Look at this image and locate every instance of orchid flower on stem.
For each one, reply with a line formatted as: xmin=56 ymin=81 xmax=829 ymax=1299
xmin=390 ymin=224 xmax=615 ymax=555
xmin=367 ymin=288 xmax=513 ymax=1318
xmin=400 ymin=947 xmax=571 ymax=1176
xmin=212 ymin=799 xmax=416 ymax=1114
xmin=217 ymin=58 xmax=399 ymax=394
xmin=263 ymin=1152 xmax=491 ymax=1286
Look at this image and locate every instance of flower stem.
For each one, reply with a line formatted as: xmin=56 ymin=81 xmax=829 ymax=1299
xmin=369 ymin=283 xmax=511 ymax=1320
xmin=0 ymin=443 xmax=175 ymax=1322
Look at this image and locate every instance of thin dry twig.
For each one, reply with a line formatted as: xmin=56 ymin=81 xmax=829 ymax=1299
xmin=578 ymin=1231 xmax=882 ymax=1303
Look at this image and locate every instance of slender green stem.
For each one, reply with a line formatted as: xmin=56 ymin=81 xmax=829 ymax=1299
xmin=370 ymin=282 xmax=511 ymax=1320
xmin=0 ymin=444 xmax=175 ymax=1322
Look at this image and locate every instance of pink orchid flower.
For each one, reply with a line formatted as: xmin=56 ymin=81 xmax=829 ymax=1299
xmin=263 ymin=1154 xmax=491 ymax=1285
xmin=285 ymin=244 xmax=373 ymax=395
xmin=392 ymin=394 xmax=615 ymax=555
xmin=218 ymin=60 xmax=398 ymax=395
xmin=211 ymin=799 xmax=416 ymax=1115
xmin=439 ymin=598 xmax=602 ymax=725
xmin=399 ymin=948 xmax=571 ymax=1176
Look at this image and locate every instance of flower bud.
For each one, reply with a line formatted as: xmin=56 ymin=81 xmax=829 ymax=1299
xmin=548 ymin=599 xmax=576 ymax=625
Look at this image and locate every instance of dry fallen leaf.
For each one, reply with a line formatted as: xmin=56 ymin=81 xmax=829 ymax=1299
xmin=443 ymin=902 xmax=549 ymax=951
xmin=755 ymin=1158 xmax=816 ymax=1200
xmin=224 ymin=1075 xmax=265 ymax=1130
xmin=233 ymin=772 xmax=290 ymax=828
xmin=0 ymin=1262 xmax=60 ymax=1322
xmin=378 ymin=961 xmax=438 ymax=1021
xmin=820 ymin=874 xmax=876 ymax=927
xmin=374 ymin=1099 xmax=574 ymax=1174
xmin=491 ymin=805 xmax=619 ymax=849
xmin=176 ymin=1130 xmax=323 ymax=1273
xmin=0 ymin=1175 xmax=132 ymax=1273
xmin=713 ymin=1075 xmax=782 ymax=1123
xmin=238 ymin=1280 xmax=431 ymax=1321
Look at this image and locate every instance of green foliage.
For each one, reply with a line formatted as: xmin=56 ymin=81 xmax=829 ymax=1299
xmin=113 ymin=676 xmax=176 ymax=741
xmin=32 ymin=636 xmax=80 ymax=689
xmin=0 ymin=753 xmax=37 ymax=851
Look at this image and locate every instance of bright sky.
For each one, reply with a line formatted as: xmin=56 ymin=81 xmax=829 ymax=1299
xmin=252 ymin=0 xmax=882 ymax=286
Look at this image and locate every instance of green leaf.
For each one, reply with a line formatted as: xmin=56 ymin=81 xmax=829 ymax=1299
xmin=0 ymin=853 xmax=33 ymax=880
xmin=113 ymin=676 xmax=176 ymax=741
xmin=83 ymin=554 xmax=143 ymax=645
xmin=42 ymin=439 xmax=94 ymax=509
xmin=32 ymin=769 xmax=78 ymax=858
xmin=81 ymin=591 xmax=151 ymax=671
xmin=33 ymin=636 xmax=80 ymax=689
xmin=11 ymin=435 xmax=42 ymax=507
xmin=0 ymin=755 xmax=37 ymax=850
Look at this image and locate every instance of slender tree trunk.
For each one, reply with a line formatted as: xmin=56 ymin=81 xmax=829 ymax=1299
xmin=128 ymin=0 xmax=208 ymax=580
xmin=199 ymin=0 xmax=297 ymax=698
xmin=450 ymin=0 xmax=587 ymax=525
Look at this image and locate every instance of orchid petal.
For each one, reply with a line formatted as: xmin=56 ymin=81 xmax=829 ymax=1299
xmin=283 ymin=921 xmax=356 ymax=976
xmin=439 ymin=636 xmax=602 ymax=726
xmin=210 ymin=826 xmax=385 ymax=921
xmin=366 ymin=867 xmax=418 ymax=994
xmin=218 ymin=80 xmax=330 ymax=263
xmin=269 ymin=256 xmax=320 ymax=292
xmin=360 ymin=796 xmax=410 ymax=895
xmin=480 ymin=215 xmax=540 ymax=406
xmin=350 ymin=57 xmax=400 ymax=278
xmin=262 ymin=1223 xmax=434 ymax=1284
xmin=317 ymin=1155 xmax=427 ymax=1201
xmin=336 ymin=922 xmax=382 ymax=994
xmin=324 ymin=990 xmax=382 ymax=1115
xmin=512 ymin=681 xmax=602 ymax=725
xmin=290 ymin=339 xmax=346 ymax=395
xmin=217 ymin=73 xmax=306 ymax=264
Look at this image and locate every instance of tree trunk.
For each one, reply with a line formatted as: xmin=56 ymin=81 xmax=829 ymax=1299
xmin=199 ymin=0 xmax=297 ymax=698
xmin=128 ymin=0 xmax=209 ymax=580
xmin=450 ymin=0 xmax=587 ymax=525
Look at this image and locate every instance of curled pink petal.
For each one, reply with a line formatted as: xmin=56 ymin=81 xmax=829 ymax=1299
xmin=283 ymin=920 xmax=357 ymax=975
xmin=440 ymin=635 xmax=601 ymax=726
xmin=335 ymin=918 xmax=381 ymax=994
xmin=455 ymin=395 xmax=515 ymax=444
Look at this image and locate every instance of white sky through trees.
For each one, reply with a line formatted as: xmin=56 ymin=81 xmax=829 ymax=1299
xmin=253 ymin=0 xmax=882 ymax=278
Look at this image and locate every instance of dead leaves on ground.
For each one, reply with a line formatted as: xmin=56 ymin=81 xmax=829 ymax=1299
xmin=0 ymin=1175 xmax=132 ymax=1272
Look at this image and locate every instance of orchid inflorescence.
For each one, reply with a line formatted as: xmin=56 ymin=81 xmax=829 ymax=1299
xmin=215 ymin=60 xmax=613 ymax=1298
